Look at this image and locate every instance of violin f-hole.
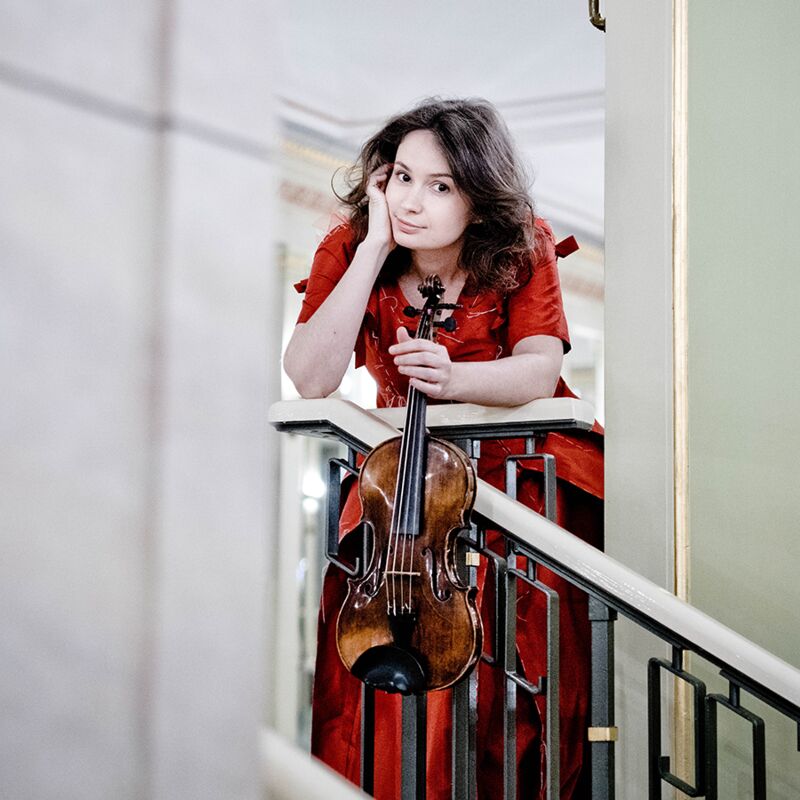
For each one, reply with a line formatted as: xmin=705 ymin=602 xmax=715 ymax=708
xmin=422 ymin=546 xmax=452 ymax=602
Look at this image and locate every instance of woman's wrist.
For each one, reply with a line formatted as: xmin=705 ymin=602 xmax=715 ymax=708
xmin=359 ymin=235 xmax=392 ymax=264
xmin=441 ymin=361 xmax=464 ymax=402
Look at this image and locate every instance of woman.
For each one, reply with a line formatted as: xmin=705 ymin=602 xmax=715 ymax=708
xmin=284 ymin=98 xmax=603 ymax=800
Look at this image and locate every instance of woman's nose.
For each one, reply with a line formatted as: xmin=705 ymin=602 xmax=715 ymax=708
xmin=400 ymin=186 xmax=423 ymax=213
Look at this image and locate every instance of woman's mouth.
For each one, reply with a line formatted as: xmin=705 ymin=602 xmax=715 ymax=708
xmin=395 ymin=217 xmax=424 ymax=235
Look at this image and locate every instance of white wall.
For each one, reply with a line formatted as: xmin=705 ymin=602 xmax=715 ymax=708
xmin=606 ymin=2 xmax=800 ymax=797
xmin=604 ymin=0 xmax=675 ymax=796
xmin=0 ymin=3 xmax=278 ymax=798
xmin=688 ymin=2 xmax=800 ymax=796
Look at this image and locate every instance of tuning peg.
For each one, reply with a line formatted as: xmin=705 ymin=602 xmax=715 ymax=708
xmin=403 ymin=306 xmax=421 ymax=318
xmin=436 ymin=303 xmax=460 ymax=310
xmin=434 ymin=318 xmax=457 ymax=332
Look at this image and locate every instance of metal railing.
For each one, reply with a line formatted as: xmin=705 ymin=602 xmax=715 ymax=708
xmin=270 ymin=398 xmax=800 ymax=799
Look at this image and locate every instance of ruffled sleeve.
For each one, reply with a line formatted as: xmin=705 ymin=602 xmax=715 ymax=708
xmin=505 ymin=218 xmax=571 ymax=354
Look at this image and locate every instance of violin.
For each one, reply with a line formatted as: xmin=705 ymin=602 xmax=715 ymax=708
xmin=336 ymin=276 xmax=482 ymax=694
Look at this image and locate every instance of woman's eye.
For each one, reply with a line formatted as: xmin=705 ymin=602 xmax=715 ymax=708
xmin=434 ymin=183 xmax=450 ymax=193
xmin=396 ymin=171 xmax=411 ymax=183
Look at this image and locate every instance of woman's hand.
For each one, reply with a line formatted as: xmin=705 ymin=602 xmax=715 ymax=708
xmin=389 ymin=326 xmax=454 ymax=399
xmin=363 ymin=164 xmax=396 ymax=252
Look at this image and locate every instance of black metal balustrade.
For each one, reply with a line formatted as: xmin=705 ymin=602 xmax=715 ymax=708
xmin=271 ymin=399 xmax=800 ymax=800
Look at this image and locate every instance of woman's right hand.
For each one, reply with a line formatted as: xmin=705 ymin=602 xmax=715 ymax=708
xmin=363 ymin=163 xmax=396 ymax=252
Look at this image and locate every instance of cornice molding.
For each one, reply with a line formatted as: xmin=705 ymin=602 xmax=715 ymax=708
xmin=278 ymin=90 xmax=605 ymax=150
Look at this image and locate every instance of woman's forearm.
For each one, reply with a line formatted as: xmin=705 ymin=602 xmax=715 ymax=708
xmin=445 ymin=351 xmax=562 ymax=407
xmin=392 ymin=332 xmax=564 ymax=407
xmin=284 ymin=238 xmax=390 ymax=397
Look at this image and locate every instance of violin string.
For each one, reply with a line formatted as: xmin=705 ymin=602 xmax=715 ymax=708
xmin=388 ymin=282 xmax=440 ymax=617
xmin=404 ymin=305 xmax=428 ymax=614
xmin=403 ymin=301 xmax=430 ymax=614
xmin=396 ymin=406 xmax=409 ymax=615
xmin=397 ymin=387 xmax=415 ymax=614
xmin=401 ymin=388 xmax=421 ymax=612
xmin=408 ymin=298 xmax=434 ymax=612
xmin=389 ymin=430 xmax=406 ymax=617
xmin=402 ymin=384 xmax=418 ymax=614
xmin=394 ymin=349 xmax=420 ymax=614
xmin=403 ymin=297 xmax=434 ymax=614
xmin=388 ymin=410 xmax=404 ymax=616
xmin=390 ymin=375 xmax=415 ymax=616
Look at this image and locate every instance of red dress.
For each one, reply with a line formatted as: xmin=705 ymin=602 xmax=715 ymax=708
xmin=295 ymin=220 xmax=604 ymax=799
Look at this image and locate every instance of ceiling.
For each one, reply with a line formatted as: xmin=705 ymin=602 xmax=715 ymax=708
xmin=276 ymin=0 xmax=605 ymax=244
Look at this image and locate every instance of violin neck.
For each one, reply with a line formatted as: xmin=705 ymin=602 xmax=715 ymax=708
xmin=393 ymin=385 xmax=427 ymax=537
xmin=392 ymin=273 xmax=444 ymax=539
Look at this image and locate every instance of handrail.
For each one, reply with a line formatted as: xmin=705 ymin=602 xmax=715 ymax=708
xmin=269 ymin=395 xmax=593 ymax=447
xmin=373 ymin=396 xmax=595 ymax=437
xmin=269 ymin=398 xmax=800 ymax=716
xmin=477 ymin=480 xmax=800 ymax=715
xmin=261 ymin=727 xmax=368 ymax=800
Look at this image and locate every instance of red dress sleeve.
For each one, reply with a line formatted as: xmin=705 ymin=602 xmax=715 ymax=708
xmin=294 ymin=223 xmax=374 ymax=368
xmin=505 ymin=218 xmax=571 ymax=354
xmin=296 ymin=223 xmax=357 ymax=324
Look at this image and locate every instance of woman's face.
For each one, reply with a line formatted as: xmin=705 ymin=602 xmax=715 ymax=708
xmin=385 ymin=129 xmax=472 ymax=254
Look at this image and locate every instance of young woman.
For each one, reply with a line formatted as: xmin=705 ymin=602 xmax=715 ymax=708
xmin=284 ymin=98 xmax=603 ymax=800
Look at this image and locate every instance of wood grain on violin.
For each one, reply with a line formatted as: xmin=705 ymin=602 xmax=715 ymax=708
xmin=335 ymin=277 xmax=483 ymax=695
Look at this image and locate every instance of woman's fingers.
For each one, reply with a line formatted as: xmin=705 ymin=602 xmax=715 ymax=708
xmin=393 ymin=350 xmax=441 ymax=368
xmin=397 ymin=365 xmax=439 ymax=380
xmin=389 ymin=334 xmax=443 ymax=356
xmin=393 ymin=328 xmax=452 ymax=398
xmin=395 ymin=325 xmax=412 ymax=344
xmin=392 ymin=330 xmax=450 ymax=382
xmin=366 ymin=163 xmax=392 ymax=194
xmin=391 ymin=346 xmax=447 ymax=366
xmin=408 ymin=377 xmax=444 ymax=398
xmin=364 ymin=164 xmax=396 ymax=251
xmin=370 ymin=163 xmax=392 ymax=178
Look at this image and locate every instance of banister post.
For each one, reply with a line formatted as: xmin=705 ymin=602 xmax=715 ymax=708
xmin=588 ymin=596 xmax=617 ymax=799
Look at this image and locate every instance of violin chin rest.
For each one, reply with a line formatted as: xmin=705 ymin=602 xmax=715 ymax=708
xmin=351 ymin=645 xmax=427 ymax=695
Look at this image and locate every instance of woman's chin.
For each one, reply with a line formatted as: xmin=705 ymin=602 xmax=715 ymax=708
xmin=392 ymin=228 xmax=423 ymax=248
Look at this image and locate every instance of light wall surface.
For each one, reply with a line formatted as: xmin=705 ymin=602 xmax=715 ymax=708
xmin=0 ymin=3 xmax=278 ymax=799
xmin=688 ymin=2 xmax=800 ymax=796
xmin=604 ymin=0 xmax=674 ymax=795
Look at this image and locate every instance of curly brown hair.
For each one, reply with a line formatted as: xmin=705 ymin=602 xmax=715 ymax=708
xmin=336 ymin=98 xmax=538 ymax=293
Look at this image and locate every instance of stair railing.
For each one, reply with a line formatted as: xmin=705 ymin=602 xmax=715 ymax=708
xmin=270 ymin=397 xmax=800 ymax=800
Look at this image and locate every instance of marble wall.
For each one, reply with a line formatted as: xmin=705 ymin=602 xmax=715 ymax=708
xmin=0 ymin=3 xmax=278 ymax=798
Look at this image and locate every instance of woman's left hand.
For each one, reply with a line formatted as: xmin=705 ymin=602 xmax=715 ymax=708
xmin=389 ymin=326 xmax=454 ymax=399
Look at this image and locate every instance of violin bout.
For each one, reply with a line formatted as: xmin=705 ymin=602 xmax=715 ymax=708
xmin=336 ymin=436 xmax=483 ymax=694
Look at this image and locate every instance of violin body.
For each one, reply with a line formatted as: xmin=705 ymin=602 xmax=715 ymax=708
xmin=336 ymin=435 xmax=482 ymax=694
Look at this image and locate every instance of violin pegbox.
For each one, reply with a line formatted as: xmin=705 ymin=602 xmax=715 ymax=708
xmin=409 ymin=275 xmax=458 ymax=337
xmin=419 ymin=274 xmax=445 ymax=305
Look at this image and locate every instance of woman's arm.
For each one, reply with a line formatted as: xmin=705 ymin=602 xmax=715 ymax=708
xmin=283 ymin=237 xmax=389 ymax=397
xmin=284 ymin=165 xmax=395 ymax=398
xmin=390 ymin=329 xmax=563 ymax=406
